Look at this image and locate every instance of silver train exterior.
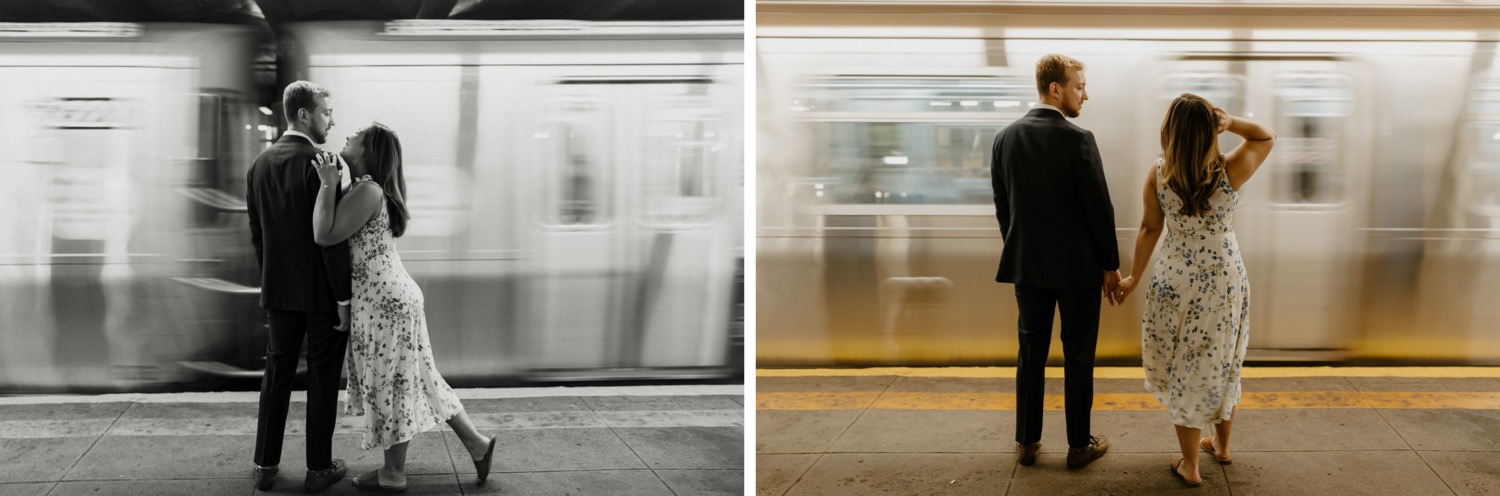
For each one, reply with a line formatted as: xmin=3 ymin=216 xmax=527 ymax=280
xmin=0 ymin=20 xmax=744 ymax=393
xmin=756 ymin=2 xmax=1500 ymax=366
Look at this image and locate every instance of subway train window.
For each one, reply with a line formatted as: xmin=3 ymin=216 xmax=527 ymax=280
xmin=642 ymin=95 xmax=722 ymax=226
xmin=799 ymin=75 xmax=1030 ymax=205
xmin=181 ymin=91 xmax=265 ymax=226
xmin=544 ymin=100 xmax=612 ymax=226
xmin=801 ymin=76 xmax=1033 ymax=114
xmin=1466 ymin=78 xmax=1500 ymax=213
xmin=1272 ymin=74 xmax=1351 ymax=205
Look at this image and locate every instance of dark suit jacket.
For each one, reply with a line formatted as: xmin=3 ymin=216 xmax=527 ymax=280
xmin=246 ymin=134 xmax=352 ymax=312
xmin=991 ymin=108 xmax=1119 ymax=289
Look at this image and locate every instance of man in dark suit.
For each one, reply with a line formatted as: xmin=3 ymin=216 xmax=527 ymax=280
xmin=246 ymin=80 xmax=351 ymax=493
xmin=991 ymin=54 xmax=1120 ymax=470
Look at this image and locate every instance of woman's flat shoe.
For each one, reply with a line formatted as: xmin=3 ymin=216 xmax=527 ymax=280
xmin=1199 ymin=436 xmax=1233 ymax=464
xmin=1170 ymin=457 xmax=1203 ymax=487
xmin=474 ymin=436 xmax=496 ymax=485
xmin=352 ymin=470 xmax=408 ymax=493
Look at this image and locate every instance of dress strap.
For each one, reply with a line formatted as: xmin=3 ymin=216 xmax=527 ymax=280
xmin=349 ymin=175 xmax=377 ymax=191
xmin=1211 ymin=158 xmax=1235 ymax=193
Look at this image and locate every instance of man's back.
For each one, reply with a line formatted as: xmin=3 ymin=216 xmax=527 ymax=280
xmin=991 ymin=107 xmax=1119 ymax=289
xmin=247 ymin=134 xmax=337 ymax=312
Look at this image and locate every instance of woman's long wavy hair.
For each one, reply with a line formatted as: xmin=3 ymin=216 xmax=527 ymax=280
xmin=1160 ymin=93 xmax=1225 ymax=217
xmin=361 ymin=123 xmax=410 ymax=238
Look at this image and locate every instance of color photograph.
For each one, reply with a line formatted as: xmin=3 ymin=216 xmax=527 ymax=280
xmin=755 ymin=1 xmax=1500 ymax=495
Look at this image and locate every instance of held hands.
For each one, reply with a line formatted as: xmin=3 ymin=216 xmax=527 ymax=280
xmin=1102 ymin=270 xmax=1122 ymax=306
xmin=1116 ymin=275 xmax=1138 ymax=302
xmin=311 ymin=151 xmax=344 ymax=188
xmin=335 ymin=304 xmax=350 ymax=332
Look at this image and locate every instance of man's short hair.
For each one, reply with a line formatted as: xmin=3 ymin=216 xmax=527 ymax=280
xmin=1035 ymin=54 xmax=1085 ymax=96
xmin=282 ymin=81 xmax=330 ymax=123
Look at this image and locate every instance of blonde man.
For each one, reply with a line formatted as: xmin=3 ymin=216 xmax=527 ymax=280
xmin=990 ymin=54 xmax=1119 ymax=469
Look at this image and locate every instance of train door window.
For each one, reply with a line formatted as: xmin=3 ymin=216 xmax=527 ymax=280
xmin=1271 ymin=74 xmax=1351 ymax=205
xmin=193 ymin=94 xmax=223 ymax=179
xmin=188 ymin=92 xmax=265 ymax=194
xmin=1464 ymin=78 xmax=1500 ymax=213
xmin=182 ymin=92 xmax=261 ymax=228
xmin=797 ymin=75 xmax=1030 ymax=204
xmin=25 ymin=96 xmax=135 ymax=257
xmin=641 ymin=94 xmax=722 ymax=226
xmin=802 ymin=76 xmax=1033 ymax=114
xmin=540 ymin=98 xmax=612 ymax=226
xmin=1162 ymin=74 xmax=1247 ymax=153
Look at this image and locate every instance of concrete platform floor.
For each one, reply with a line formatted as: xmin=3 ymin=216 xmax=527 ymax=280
xmin=756 ymin=368 xmax=1500 ymax=496
xmin=0 ymin=385 xmax=743 ymax=495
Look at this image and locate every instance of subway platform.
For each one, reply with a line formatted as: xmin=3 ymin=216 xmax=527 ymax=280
xmin=0 ymin=385 xmax=743 ymax=495
xmin=757 ymin=368 xmax=1500 ymax=496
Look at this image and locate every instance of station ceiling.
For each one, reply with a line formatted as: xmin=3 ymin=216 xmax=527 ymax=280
xmin=0 ymin=0 xmax=743 ymax=23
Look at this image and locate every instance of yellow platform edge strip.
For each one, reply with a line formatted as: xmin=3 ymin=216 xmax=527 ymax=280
xmin=757 ymin=391 xmax=1500 ymax=411
xmin=756 ymin=367 xmax=1500 ymax=379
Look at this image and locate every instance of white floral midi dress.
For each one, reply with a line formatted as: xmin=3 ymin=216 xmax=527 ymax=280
xmin=1141 ymin=159 xmax=1251 ymax=430
xmin=343 ymin=177 xmax=464 ymax=450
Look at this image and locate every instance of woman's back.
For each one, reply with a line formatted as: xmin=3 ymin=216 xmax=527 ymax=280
xmin=1155 ymin=158 xmax=1238 ymax=240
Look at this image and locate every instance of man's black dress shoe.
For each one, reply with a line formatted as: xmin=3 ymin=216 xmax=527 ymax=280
xmin=1017 ymin=442 xmax=1041 ymax=466
xmin=304 ymin=458 xmax=346 ymax=493
xmin=253 ymin=465 xmax=277 ymax=491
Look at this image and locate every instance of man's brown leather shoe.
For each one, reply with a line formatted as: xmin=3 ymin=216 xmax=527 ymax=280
xmin=1066 ymin=435 xmax=1109 ymax=469
xmin=1017 ymin=442 xmax=1041 ymax=466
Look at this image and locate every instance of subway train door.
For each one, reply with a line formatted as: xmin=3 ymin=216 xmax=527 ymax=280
xmin=520 ymin=66 xmax=736 ymax=373
xmin=0 ymin=63 xmax=187 ymax=389
xmin=628 ymin=68 xmax=739 ymax=369
xmin=1257 ymin=68 xmax=1361 ymax=356
xmin=521 ymin=74 xmax=622 ymax=371
xmin=1452 ymin=75 xmax=1500 ymax=359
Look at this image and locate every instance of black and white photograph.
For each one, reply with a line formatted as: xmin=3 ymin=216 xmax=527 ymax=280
xmin=0 ymin=1 xmax=744 ymax=495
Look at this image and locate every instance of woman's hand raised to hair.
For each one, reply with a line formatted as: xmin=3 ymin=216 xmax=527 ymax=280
xmin=1214 ymin=107 xmax=1230 ymax=134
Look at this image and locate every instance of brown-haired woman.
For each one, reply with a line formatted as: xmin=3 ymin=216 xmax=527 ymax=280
xmin=1114 ymin=94 xmax=1275 ymax=487
xmin=310 ymin=123 xmax=497 ymax=491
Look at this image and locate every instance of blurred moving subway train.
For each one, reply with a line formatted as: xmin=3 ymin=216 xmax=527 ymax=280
xmin=0 ymin=20 xmax=743 ymax=393
xmin=757 ymin=1 xmax=1500 ymax=366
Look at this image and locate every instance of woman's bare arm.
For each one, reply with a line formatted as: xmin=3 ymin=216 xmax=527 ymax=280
xmin=1118 ymin=163 xmax=1166 ymax=300
xmin=1219 ymin=109 xmax=1277 ymax=191
xmin=311 ymin=153 xmax=383 ymax=246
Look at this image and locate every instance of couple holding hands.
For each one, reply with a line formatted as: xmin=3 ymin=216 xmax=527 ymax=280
xmin=992 ymin=54 xmax=1276 ymax=486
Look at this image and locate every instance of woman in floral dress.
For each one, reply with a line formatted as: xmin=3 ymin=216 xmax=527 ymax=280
xmin=311 ymin=123 xmax=497 ymax=491
xmin=1115 ymin=94 xmax=1275 ymax=486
